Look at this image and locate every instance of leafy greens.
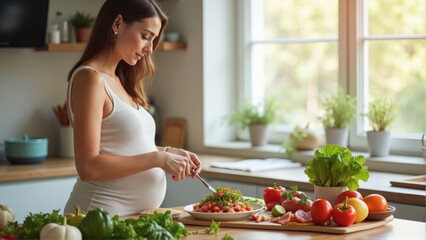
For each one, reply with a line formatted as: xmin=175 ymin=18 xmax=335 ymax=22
xmin=111 ymin=210 xmax=189 ymax=240
xmin=304 ymin=144 xmax=369 ymax=190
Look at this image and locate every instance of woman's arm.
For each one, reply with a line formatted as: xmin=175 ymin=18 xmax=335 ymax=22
xmin=70 ymin=70 xmax=191 ymax=181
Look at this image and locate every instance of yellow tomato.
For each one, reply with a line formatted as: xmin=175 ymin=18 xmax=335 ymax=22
xmin=347 ymin=198 xmax=369 ymax=223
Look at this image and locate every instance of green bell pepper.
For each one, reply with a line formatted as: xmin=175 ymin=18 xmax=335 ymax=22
xmin=78 ymin=208 xmax=113 ymax=239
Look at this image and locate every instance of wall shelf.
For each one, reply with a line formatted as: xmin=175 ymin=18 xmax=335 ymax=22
xmin=36 ymin=42 xmax=187 ymax=52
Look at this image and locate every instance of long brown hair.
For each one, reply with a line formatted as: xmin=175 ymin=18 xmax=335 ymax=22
xmin=68 ymin=0 xmax=168 ymax=109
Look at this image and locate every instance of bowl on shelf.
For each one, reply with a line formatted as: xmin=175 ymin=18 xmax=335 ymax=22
xmin=366 ymin=205 xmax=396 ymax=220
xmin=5 ymin=134 xmax=48 ymax=164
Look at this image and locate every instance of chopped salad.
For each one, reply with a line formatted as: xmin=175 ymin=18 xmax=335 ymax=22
xmin=193 ymin=186 xmax=252 ymax=213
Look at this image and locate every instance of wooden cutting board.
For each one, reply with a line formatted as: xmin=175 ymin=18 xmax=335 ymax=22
xmin=178 ymin=210 xmax=394 ymax=234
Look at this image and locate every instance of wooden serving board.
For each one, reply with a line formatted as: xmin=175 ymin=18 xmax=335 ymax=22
xmin=390 ymin=175 xmax=426 ymax=190
xmin=178 ymin=210 xmax=394 ymax=234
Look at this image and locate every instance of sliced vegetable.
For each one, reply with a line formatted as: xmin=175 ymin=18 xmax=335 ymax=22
xmin=332 ymin=197 xmax=356 ymax=227
xmin=40 ymin=216 xmax=82 ymax=240
xmin=304 ymin=144 xmax=370 ymax=190
xmin=294 ymin=210 xmax=313 ymax=223
xmin=78 ymin=208 xmax=113 ymax=239
xmin=0 ymin=205 xmax=14 ymax=230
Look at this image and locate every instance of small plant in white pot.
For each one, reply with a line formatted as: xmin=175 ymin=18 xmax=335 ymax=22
xmin=318 ymin=89 xmax=357 ymax=147
xmin=365 ymin=97 xmax=397 ymax=157
xmin=228 ymin=97 xmax=280 ymax=147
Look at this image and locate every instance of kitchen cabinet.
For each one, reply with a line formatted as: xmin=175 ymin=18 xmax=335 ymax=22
xmin=36 ymin=42 xmax=187 ymax=52
xmin=0 ymin=176 xmax=76 ymax=223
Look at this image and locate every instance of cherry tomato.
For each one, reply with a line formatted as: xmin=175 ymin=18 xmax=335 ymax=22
xmin=347 ymin=197 xmax=369 ymax=223
xmin=263 ymin=183 xmax=286 ymax=210
xmin=335 ymin=190 xmax=363 ymax=205
xmin=311 ymin=199 xmax=333 ymax=224
xmin=363 ymin=194 xmax=388 ymax=212
xmin=332 ymin=197 xmax=356 ymax=227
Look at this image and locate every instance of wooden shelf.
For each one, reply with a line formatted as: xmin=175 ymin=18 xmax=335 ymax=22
xmin=36 ymin=41 xmax=187 ymax=52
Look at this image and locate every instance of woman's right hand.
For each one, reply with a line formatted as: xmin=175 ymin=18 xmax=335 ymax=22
xmin=160 ymin=152 xmax=191 ymax=181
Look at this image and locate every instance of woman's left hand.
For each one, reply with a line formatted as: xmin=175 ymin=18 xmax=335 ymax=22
xmin=168 ymin=148 xmax=202 ymax=179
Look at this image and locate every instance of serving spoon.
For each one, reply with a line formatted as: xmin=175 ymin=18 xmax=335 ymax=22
xmin=191 ymin=167 xmax=217 ymax=193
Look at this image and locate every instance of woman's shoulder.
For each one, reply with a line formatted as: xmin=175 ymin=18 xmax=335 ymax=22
xmin=72 ymin=66 xmax=105 ymax=88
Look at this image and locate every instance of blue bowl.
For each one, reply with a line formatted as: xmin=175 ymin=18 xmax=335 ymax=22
xmin=5 ymin=134 xmax=48 ymax=164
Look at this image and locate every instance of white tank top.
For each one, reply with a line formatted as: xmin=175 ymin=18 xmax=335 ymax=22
xmin=64 ymin=66 xmax=166 ymax=217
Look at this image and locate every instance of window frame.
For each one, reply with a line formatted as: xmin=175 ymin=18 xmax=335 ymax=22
xmin=239 ymin=0 xmax=425 ymax=156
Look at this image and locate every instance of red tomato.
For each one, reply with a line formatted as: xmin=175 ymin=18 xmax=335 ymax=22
xmin=332 ymin=198 xmax=356 ymax=227
xmin=335 ymin=190 xmax=363 ymax=205
xmin=311 ymin=199 xmax=333 ymax=224
xmin=263 ymin=183 xmax=286 ymax=210
xmin=282 ymin=194 xmax=312 ymax=213
xmin=363 ymin=194 xmax=388 ymax=212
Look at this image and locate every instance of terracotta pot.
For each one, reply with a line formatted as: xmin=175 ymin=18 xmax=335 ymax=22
xmin=314 ymin=185 xmax=347 ymax=204
xmin=75 ymin=28 xmax=90 ymax=43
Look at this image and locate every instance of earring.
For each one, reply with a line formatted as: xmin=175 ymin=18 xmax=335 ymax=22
xmin=113 ymin=31 xmax=118 ymax=41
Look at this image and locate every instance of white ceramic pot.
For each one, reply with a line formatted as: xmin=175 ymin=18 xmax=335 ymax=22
xmin=248 ymin=124 xmax=268 ymax=147
xmin=325 ymin=128 xmax=349 ymax=147
xmin=367 ymin=131 xmax=391 ymax=157
xmin=314 ymin=185 xmax=347 ymax=204
xmin=59 ymin=126 xmax=74 ymax=158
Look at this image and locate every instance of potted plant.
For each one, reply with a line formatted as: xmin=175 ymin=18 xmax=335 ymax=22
xmin=304 ymin=144 xmax=369 ymax=203
xmin=365 ymin=97 xmax=397 ymax=157
xmin=70 ymin=11 xmax=95 ymax=43
xmin=318 ymin=89 xmax=357 ymax=147
xmin=228 ymin=97 xmax=280 ymax=147
xmin=281 ymin=123 xmax=320 ymax=159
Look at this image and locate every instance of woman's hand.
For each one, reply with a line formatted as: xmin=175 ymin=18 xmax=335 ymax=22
xmin=162 ymin=148 xmax=202 ymax=180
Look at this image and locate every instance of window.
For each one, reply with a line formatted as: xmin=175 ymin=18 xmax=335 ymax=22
xmin=242 ymin=0 xmax=425 ymax=155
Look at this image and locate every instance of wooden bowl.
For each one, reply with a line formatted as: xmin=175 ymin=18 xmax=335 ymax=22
xmin=367 ymin=205 xmax=396 ymax=220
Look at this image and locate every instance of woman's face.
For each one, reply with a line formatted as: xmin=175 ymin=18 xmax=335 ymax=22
xmin=115 ymin=16 xmax=162 ymax=66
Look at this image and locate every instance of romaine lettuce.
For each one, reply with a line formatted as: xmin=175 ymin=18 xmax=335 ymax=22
xmin=304 ymin=144 xmax=369 ymax=190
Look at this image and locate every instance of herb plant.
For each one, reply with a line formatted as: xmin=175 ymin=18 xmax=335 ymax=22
xmin=318 ymin=89 xmax=357 ymax=129
xmin=281 ymin=125 xmax=308 ymax=159
xmin=304 ymin=144 xmax=370 ymax=191
xmin=204 ymin=220 xmax=221 ymax=234
xmin=70 ymin=11 xmax=95 ymax=28
xmin=366 ymin=97 xmax=397 ymax=131
xmin=228 ymin=97 xmax=280 ymax=130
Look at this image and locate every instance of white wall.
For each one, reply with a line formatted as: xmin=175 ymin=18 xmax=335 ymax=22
xmin=0 ymin=0 xmax=104 ymax=161
xmin=0 ymin=0 xmax=210 ymax=160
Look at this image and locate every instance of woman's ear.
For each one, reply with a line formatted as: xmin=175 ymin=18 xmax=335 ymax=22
xmin=112 ymin=14 xmax=123 ymax=32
